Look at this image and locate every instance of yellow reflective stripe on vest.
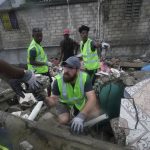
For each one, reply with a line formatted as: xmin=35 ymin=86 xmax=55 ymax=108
xmin=83 ymin=53 xmax=98 ymax=57
xmin=0 ymin=145 xmax=9 ymax=150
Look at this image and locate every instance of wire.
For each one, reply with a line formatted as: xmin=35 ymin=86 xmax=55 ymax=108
xmin=95 ymin=0 xmax=100 ymax=39
xmin=66 ymin=0 xmax=75 ymax=39
xmin=95 ymin=0 xmax=106 ymax=43
xmin=131 ymin=97 xmax=139 ymax=129
xmin=66 ymin=0 xmax=71 ymax=29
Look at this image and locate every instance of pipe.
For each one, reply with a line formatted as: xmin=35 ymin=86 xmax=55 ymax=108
xmin=28 ymin=101 xmax=43 ymax=121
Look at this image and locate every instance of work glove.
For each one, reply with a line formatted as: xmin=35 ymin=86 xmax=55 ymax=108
xmin=46 ymin=61 xmax=53 ymax=67
xmin=101 ymin=42 xmax=110 ymax=49
xmin=71 ymin=113 xmax=86 ymax=134
xmin=21 ymin=70 xmax=41 ymax=91
xmin=9 ymin=79 xmax=26 ymax=98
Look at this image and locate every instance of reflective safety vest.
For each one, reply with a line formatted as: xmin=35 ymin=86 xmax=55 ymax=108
xmin=27 ymin=39 xmax=48 ymax=73
xmin=0 ymin=145 xmax=9 ymax=150
xmin=56 ymin=72 xmax=88 ymax=111
xmin=80 ymin=38 xmax=99 ymax=70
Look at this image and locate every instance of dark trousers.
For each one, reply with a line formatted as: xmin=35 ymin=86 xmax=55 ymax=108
xmin=85 ymin=69 xmax=97 ymax=85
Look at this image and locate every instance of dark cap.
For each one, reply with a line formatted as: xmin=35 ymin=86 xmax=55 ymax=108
xmin=78 ymin=25 xmax=90 ymax=33
xmin=61 ymin=56 xmax=81 ymax=69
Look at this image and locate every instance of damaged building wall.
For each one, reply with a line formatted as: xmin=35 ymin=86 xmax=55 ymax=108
xmin=104 ymin=0 xmax=150 ymax=57
xmin=0 ymin=0 xmax=149 ymax=63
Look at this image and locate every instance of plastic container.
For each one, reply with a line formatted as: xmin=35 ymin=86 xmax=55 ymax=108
xmin=97 ymin=81 xmax=125 ymax=119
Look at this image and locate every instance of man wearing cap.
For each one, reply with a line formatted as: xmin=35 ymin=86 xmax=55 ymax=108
xmin=59 ymin=29 xmax=79 ymax=62
xmin=27 ymin=28 xmax=52 ymax=96
xmin=78 ymin=25 xmax=100 ymax=85
xmin=46 ymin=56 xmax=100 ymax=134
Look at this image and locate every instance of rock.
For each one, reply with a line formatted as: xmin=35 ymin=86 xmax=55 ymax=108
xmin=133 ymin=71 xmax=150 ymax=81
xmin=39 ymin=112 xmax=54 ymax=121
xmin=20 ymin=100 xmax=35 ymax=110
xmin=0 ymin=101 xmax=10 ymax=111
xmin=20 ymin=141 xmax=33 ymax=150
xmin=0 ymin=89 xmax=15 ymax=102
xmin=119 ymin=61 xmax=146 ymax=68
xmin=123 ymin=76 xmax=135 ymax=86
xmin=7 ymin=105 xmax=22 ymax=113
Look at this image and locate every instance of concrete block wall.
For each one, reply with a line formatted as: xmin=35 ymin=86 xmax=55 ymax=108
xmin=103 ymin=0 xmax=150 ymax=57
xmin=0 ymin=0 xmax=150 ymax=63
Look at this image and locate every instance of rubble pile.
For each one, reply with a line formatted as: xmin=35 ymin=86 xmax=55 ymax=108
xmin=0 ymin=75 xmax=50 ymax=119
xmin=0 ymin=60 xmax=150 ymax=149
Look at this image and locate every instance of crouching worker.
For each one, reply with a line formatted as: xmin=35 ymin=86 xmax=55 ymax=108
xmin=46 ymin=56 xmax=100 ymax=134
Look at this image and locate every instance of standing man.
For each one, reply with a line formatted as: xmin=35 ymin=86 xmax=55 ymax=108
xmin=46 ymin=56 xmax=100 ymax=134
xmin=27 ymin=28 xmax=52 ymax=96
xmin=59 ymin=29 xmax=79 ymax=62
xmin=78 ymin=25 xmax=100 ymax=85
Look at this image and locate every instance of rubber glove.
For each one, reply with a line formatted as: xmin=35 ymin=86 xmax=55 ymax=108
xmin=21 ymin=70 xmax=41 ymax=91
xmin=46 ymin=61 xmax=53 ymax=67
xmin=9 ymin=79 xmax=25 ymax=98
xmin=71 ymin=113 xmax=86 ymax=134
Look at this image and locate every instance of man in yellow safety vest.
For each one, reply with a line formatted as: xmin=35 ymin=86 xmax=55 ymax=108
xmin=78 ymin=25 xmax=100 ymax=85
xmin=27 ymin=28 xmax=52 ymax=96
xmin=46 ymin=56 xmax=100 ymax=134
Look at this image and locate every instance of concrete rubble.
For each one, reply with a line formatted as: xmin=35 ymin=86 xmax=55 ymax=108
xmin=0 ymin=111 xmax=125 ymax=150
xmin=0 ymin=59 xmax=150 ymax=149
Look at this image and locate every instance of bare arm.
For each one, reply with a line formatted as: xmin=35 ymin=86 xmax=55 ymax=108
xmin=0 ymin=59 xmax=24 ymax=78
xmin=30 ymin=56 xmax=46 ymax=66
xmin=46 ymin=95 xmax=59 ymax=107
xmin=29 ymin=49 xmax=47 ymax=66
xmin=91 ymin=41 xmax=102 ymax=52
xmin=80 ymin=90 xmax=97 ymax=116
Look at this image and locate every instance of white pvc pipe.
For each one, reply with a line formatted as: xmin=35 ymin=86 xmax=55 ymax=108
xmin=28 ymin=101 xmax=43 ymax=121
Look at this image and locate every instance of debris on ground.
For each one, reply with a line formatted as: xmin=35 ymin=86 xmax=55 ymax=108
xmin=0 ymin=59 xmax=150 ymax=149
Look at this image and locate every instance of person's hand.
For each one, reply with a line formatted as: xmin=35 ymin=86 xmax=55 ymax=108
xmin=9 ymin=79 xmax=25 ymax=98
xmin=71 ymin=113 xmax=86 ymax=134
xmin=21 ymin=70 xmax=42 ymax=91
xmin=46 ymin=61 xmax=53 ymax=67
xmin=101 ymin=42 xmax=110 ymax=49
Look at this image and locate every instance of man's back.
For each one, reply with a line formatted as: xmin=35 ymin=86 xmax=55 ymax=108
xmin=60 ymin=38 xmax=78 ymax=61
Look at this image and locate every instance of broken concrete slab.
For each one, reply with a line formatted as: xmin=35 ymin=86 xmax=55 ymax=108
xmin=119 ymin=98 xmax=150 ymax=149
xmin=0 ymin=89 xmax=15 ymax=102
xmin=7 ymin=105 xmax=22 ymax=113
xmin=0 ymin=111 xmax=126 ymax=150
xmin=0 ymin=101 xmax=10 ymax=111
xmin=119 ymin=61 xmax=146 ymax=68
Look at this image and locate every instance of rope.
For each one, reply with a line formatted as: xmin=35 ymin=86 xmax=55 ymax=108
xmin=66 ymin=0 xmax=74 ymax=39
xmin=100 ymin=0 xmax=105 ymax=41
xmin=95 ymin=0 xmax=106 ymax=44
xmin=95 ymin=0 xmax=100 ymax=39
xmin=66 ymin=0 xmax=72 ymax=29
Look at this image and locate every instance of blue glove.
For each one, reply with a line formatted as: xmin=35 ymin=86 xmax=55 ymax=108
xmin=71 ymin=113 xmax=86 ymax=134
